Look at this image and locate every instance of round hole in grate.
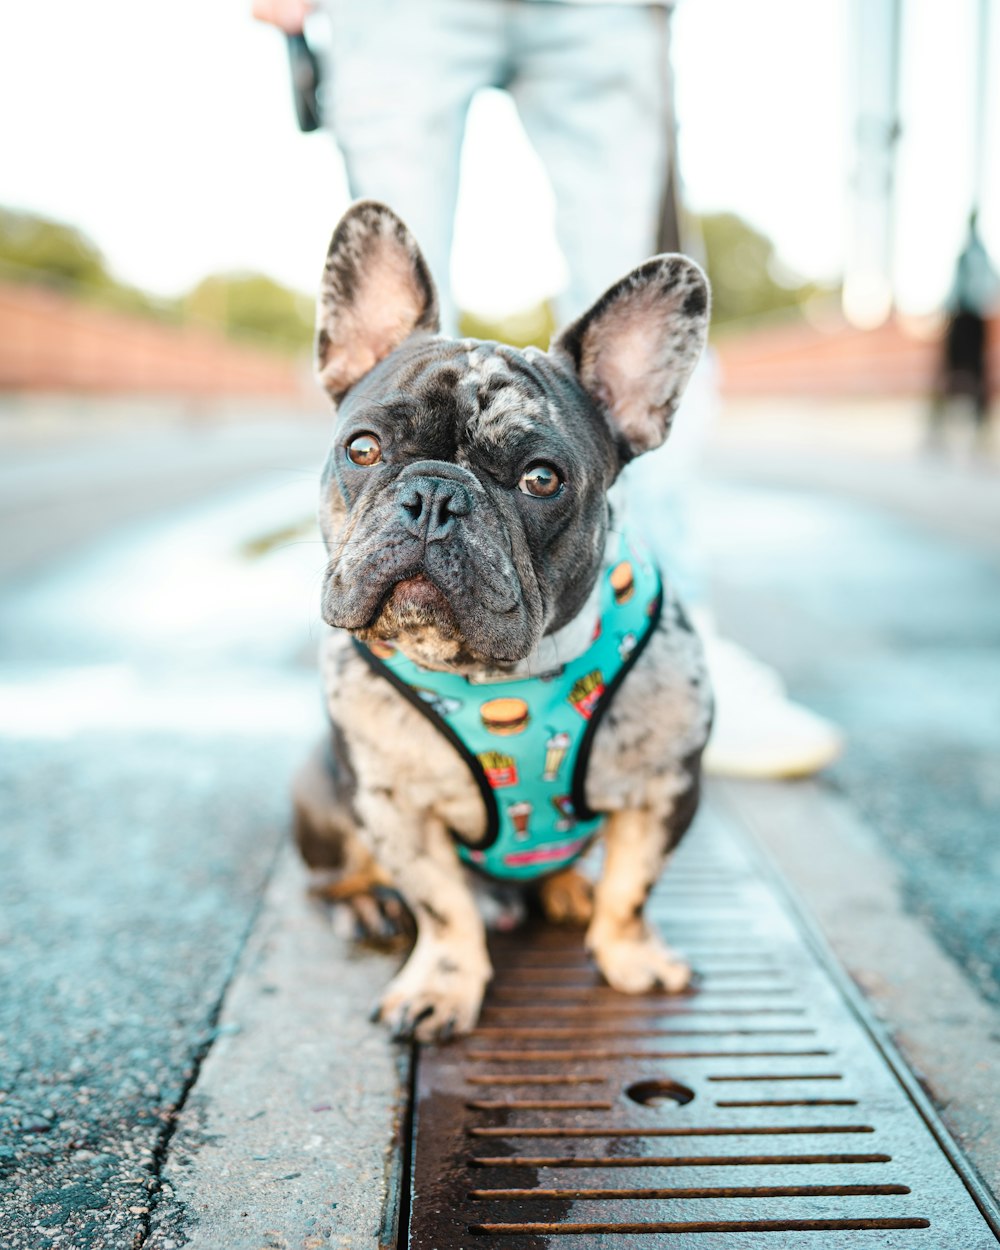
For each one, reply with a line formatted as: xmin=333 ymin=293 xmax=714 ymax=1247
xmin=625 ymin=1078 xmax=695 ymax=1108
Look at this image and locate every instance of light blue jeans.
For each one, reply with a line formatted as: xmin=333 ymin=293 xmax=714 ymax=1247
xmin=320 ymin=0 xmax=670 ymax=329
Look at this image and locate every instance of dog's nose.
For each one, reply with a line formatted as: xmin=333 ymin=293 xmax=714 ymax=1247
xmin=398 ymin=476 xmax=471 ymax=542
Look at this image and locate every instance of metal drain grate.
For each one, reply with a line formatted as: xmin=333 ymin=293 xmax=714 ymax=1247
xmin=404 ymin=804 xmax=1000 ymax=1248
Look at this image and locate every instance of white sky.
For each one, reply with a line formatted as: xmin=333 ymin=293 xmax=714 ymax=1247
xmin=1 ymin=0 xmax=996 ymax=317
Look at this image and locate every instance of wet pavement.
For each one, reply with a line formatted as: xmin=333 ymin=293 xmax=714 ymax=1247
xmin=0 ymin=411 xmax=998 ymax=1246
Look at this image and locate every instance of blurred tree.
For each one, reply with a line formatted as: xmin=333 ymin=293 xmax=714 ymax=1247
xmin=184 ymin=272 xmax=314 ymax=353
xmin=0 ymin=206 xmax=170 ymax=319
xmin=696 ymin=211 xmax=825 ymax=330
xmin=0 ymin=206 xmax=111 ymax=288
xmin=0 ymin=206 xmax=315 ymax=354
xmin=459 ymin=301 xmax=556 ymax=351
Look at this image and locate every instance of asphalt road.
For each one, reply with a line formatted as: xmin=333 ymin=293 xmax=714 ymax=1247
xmin=1 ymin=412 xmax=998 ymax=1247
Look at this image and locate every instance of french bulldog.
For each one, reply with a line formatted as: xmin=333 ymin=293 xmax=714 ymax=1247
xmin=293 ymin=201 xmax=713 ymax=1042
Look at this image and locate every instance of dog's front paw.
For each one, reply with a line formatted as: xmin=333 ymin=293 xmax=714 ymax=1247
xmin=588 ymin=929 xmax=692 ymax=995
xmin=375 ymin=953 xmax=490 ymax=1043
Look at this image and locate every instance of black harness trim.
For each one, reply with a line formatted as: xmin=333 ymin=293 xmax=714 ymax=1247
xmin=569 ymin=581 xmax=664 ymax=822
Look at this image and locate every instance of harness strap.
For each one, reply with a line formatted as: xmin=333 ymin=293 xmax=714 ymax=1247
xmin=569 ymin=585 xmax=663 ymax=821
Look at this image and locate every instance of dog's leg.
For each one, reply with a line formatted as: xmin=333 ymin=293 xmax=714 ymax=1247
xmin=292 ymin=739 xmax=412 ymax=942
xmin=586 ymin=803 xmax=692 ymax=994
xmin=292 ymin=740 xmax=364 ymax=870
xmin=538 ymin=865 xmax=594 ymax=925
xmin=357 ymin=799 xmax=491 ymax=1042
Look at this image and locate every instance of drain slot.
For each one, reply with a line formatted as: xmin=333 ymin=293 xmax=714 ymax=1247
xmin=717 ymin=1098 xmax=860 ymax=1108
xmin=709 ymin=1072 xmax=844 ymax=1082
xmin=468 ymin=1184 xmax=913 ymax=1200
xmin=466 ymin=1048 xmax=831 ymax=1061
xmin=479 ymin=1005 xmax=807 ymax=1017
xmin=467 ymin=1125 xmax=875 ymax=1138
xmin=468 ymin=1153 xmax=894 ymax=1169
xmin=467 ymin=1099 xmax=614 ymax=1111
xmin=465 ymin=1073 xmax=607 ymax=1086
xmin=467 ymin=1217 xmax=932 ymax=1235
xmin=470 ymin=1026 xmax=817 ymax=1039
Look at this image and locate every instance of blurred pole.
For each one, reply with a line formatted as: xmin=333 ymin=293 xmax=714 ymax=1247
xmin=843 ymin=0 xmax=902 ymax=328
xmin=973 ymin=0 xmax=990 ymax=213
xmin=655 ymin=5 xmax=685 ymax=257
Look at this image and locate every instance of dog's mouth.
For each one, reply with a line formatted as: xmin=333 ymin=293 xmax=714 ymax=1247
xmin=360 ymin=570 xmax=460 ymax=638
xmin=387 ymin=573 xmax=448 ymax=614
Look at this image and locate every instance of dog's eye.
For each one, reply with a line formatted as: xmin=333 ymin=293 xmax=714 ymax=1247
xmin=347 ymin=433 xmax=382 ymax=466
xmin=518 ymin=462 xmax=562 ymax=498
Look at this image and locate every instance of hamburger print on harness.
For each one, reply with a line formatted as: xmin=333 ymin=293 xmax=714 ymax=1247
xmin=294 ymin=200 xmax=713 ymax=1042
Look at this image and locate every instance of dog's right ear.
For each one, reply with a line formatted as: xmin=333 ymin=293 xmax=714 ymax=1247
xmin=315 ymin=201 xmax=440 ymax=401
xmin=552 ymin=255 xmax=709 ymax=462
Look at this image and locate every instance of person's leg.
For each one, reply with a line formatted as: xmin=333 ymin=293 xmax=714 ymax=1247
xmin=507 ymin=2 xmax=669 ymax=322
xmin=321 ymin=0 xmax=504 ymax=331
xmin=509 ymin=3 xmax=841 ymax=780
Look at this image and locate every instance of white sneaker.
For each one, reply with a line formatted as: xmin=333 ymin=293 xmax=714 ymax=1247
xmin=693 ymin=616 xmax=844 ymax=780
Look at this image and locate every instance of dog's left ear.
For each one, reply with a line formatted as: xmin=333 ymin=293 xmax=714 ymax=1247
xmin=315 ymin=200 xmax=440 ymax=401
xmin=552 ymin=255 xmax=709 ymax=459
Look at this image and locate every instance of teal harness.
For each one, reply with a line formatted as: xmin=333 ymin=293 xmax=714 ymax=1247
xmin=354 ymin=528 xmax=663 ymax=882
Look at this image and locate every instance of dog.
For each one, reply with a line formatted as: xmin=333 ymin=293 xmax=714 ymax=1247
xmin=293 ymin=201 xmax=713 ymax=1042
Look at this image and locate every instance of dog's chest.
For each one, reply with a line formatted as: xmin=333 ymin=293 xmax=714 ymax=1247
xmin=320 ymin=616 xmax=709 ymax=840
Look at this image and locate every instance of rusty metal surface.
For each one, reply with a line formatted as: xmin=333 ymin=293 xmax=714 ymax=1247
xmin=405 ymin=807 xmax=1000 ymax=1248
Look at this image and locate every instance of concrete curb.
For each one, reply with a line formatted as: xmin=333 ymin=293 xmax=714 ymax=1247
xmin=146 ymin=847 xmax=406 ymax=1250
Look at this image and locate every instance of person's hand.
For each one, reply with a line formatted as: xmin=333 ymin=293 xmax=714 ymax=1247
xmin=252 ymin=0 xmax=312 ymax=35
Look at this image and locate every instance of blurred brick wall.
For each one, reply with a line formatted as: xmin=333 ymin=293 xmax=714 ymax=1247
xmin=0 ymin=282 xmax=314 ymax=400
xmin=8 ymin=280 xmax=996 ymax=405
xmin=715 ymin=313 xmax=1000 ymax=398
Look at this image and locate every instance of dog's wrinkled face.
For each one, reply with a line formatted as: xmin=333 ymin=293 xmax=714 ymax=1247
xmin=320 ymin=337 xmax=620 ymax=666
xmin=315 ymin=202 xmax=709 ymax=671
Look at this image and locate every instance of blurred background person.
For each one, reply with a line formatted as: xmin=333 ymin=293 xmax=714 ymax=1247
xmin=929 ymin=211 xmax=999 ymax=451
xmin=251 ymin=0 xmax=844 ymax=780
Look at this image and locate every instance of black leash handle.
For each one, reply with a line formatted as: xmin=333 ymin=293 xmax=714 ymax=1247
xmin=286 ymin=32 xmax=322 ymax=132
